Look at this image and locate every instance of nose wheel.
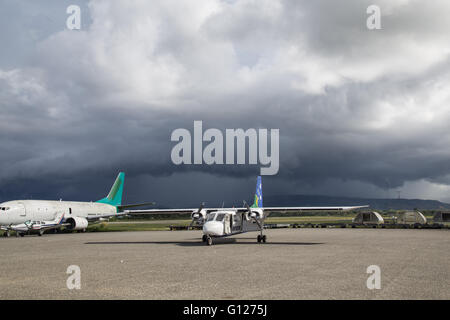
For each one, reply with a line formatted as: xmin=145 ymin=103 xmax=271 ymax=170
xmin=205 ymin=236 xmax=213 ymax=246
xmin=257 ymin=235 xmax=266 ymax=243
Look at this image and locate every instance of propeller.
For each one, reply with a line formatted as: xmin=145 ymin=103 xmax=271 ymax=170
xmin=190 ymin=202 xmax=205 ymax=227
xmin=243 ymin=200 xmax=261 ymax=219
xmin=243 ymin=200 xmax=253 ymax=220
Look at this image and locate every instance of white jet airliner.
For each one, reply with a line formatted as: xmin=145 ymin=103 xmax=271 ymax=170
xmin=127 ymin=176 xmax=368 ymax=245
xmin=0 ymin=172 xmax=153 ymax=237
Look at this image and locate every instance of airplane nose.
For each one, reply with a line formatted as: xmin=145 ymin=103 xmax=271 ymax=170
xmin=203 ymin=221 xmax=223 ymax=236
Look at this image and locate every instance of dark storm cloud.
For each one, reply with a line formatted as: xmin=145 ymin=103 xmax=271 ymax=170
xmin=1 ymin=0 xmax=450 ymax=205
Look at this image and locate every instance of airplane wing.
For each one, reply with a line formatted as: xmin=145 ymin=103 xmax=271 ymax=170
xmin=125 ymin=209 xmax=209 ymax=215
xmin=39 ymin=223 xmax=70 ymax=231
xmin=85 ymin=212 xmax=131 ymax=221
xmin=258 ymin=205 xmax=369 ymax=213
xmin=125 ymin=205 xmax=368 ymax=215
xmin=117 ymin=202 xmax=156 ymax=210
xmin=82 ymin=209 xmax=180 ymax=222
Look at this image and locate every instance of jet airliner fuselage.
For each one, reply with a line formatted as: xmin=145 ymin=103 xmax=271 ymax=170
xmin=0 ymin=200 xmax=115 ymax=225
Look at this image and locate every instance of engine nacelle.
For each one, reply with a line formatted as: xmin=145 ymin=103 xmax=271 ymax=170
xmin=66 ymin=217 xmax=89 ymax=230
xmin=191 ymin=209 xmax=206 ymax=223
xmin=246 ymin=210 xmax=263 ymax=220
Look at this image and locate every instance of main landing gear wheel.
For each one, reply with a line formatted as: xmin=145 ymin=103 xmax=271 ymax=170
xmin=3 ymin=231 xmax=10 ymax=238
xmin=257 ymin=235 xmax=267 ymax=243
xmin=202 ymin=235 xmax=207 ymax=242
xmin=206 ymin=236 xmax=213 ymax=246
xmin=38 ymin=230 xmax=44 ymax=236
xmin=19 ymin=233 xmax=25 ymax=237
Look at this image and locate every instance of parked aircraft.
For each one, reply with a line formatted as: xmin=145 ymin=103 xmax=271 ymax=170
xmin=0 ymin=173 xmax=367 ymax=242
xmin=2 ymin=212 xmax=66 ymax=237
xmin=127 ymin=176 xmax=368 ymax=245
xmin=0 ymin=172 xmax=153 ymax=237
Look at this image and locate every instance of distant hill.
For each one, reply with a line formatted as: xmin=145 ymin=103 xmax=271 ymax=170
xmin=263 ymin=195 xmax=450 ymax=211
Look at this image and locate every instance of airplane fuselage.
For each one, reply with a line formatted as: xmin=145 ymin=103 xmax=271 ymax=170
xmin=0 ymin=200 xmax=116 ymax=225
xmin=202 ymin=209 xmax=265 ymax=237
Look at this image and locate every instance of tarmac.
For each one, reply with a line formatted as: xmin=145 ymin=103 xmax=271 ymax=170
xmin=0 ymin=228 xmax=448 ymax=299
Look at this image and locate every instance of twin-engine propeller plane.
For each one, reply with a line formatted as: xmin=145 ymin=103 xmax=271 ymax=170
xmin=1 ymin=212 xmax=66 ymax=237
xmin=126 ymin=176 xmax=368 ymax=246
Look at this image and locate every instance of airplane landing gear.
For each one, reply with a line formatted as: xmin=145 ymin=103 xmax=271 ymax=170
xmin=202 ymin=235 xmax=207 ymax=242
xmin=3 ymin=231 xmax=10 ymax=238
xmin=38 ymin=230 xmax=44 ymax=236
xmin=257 ymin=235 xmax=267 ymax=243
xmin=206 ymin=236 xmax=213 ymax=246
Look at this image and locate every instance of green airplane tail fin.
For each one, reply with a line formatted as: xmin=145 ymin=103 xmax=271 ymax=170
xmin=96 ymin=172 xmax=125 ymax=207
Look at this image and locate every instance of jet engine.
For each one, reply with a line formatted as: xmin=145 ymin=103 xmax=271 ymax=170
xmin=65 ymin=217 xmax=88 ymax=230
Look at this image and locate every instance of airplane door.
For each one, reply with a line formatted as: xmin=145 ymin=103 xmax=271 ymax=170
xmin=17 ymin=202 xmax=27 ymax=217
xmin=224 ymin=214 xmax=231 ymax=234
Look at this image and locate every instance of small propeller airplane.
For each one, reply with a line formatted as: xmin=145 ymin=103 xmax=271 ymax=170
xmin=1 ymin=212 xmax=67 ymax=237
xmin=127 ymin=176 xmax=369 ymax=245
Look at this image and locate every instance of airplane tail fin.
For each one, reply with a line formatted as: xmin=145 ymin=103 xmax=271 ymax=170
xmin=54 ymin=212 xmax=65 ymax=224
xmin=96 ymin=172 xmax=125 ymax=207
xmin=251 ymin=176 xmax=263 ymax=208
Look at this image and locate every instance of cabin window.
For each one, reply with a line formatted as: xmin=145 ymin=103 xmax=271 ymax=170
xmin=215 ymin=213 xmax=225 ymax=221
xmin=69 ymin=208 xmax=72 ymax=214
xmin=207 ymin=213 xmax=216 ymax=222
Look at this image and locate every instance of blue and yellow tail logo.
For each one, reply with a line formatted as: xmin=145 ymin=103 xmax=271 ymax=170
xmin=251 ymin=176 xmax=263 ymax=208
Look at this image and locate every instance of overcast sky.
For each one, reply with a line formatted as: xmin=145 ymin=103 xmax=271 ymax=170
xmin=1 ymin=0 xmax=450 ymax=206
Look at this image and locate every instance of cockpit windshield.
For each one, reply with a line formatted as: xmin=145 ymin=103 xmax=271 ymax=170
xmin=207 ymin=213 xmax=216 ymax=222
xmin=215 ymin=213 xmax=225 ymax=221
xmin=0 ymin=207 xmax=10 ymax=211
